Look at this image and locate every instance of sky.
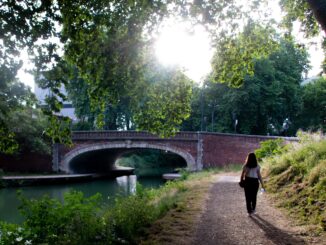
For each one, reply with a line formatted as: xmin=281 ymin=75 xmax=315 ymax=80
xmin=18 ymin=1 xmax=325 ymax=89
xmin=154 ymin=22 xmax=213 ymax=84
xmin=17 ymin=49 xmax=34 ymax=89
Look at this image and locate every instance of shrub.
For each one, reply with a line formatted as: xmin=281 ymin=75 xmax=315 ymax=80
xmin=16 ymin=191 xmax=106 ymax=244
xmin=0 ymin=222 xmax=32 ymax=245
xmin=106 ymin=193 xmax=155 ymax=243
xmin=255 ymin=138 xmax=286 ymax=160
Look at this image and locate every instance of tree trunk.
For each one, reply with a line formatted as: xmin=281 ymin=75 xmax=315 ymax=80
xmin=307 ymin=0 xmax=326 ymax=32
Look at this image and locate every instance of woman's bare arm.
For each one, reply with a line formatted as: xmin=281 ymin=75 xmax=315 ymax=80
xmin=240 ymin=167 xmax=246 ymax=181
xmin=257 ymin=168 xmax=265 ymax=189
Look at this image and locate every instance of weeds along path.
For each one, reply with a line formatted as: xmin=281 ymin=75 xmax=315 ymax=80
xmin=192 ymin=173 xmax=323 ymax=245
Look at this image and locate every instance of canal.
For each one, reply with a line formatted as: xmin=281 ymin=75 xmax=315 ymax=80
xmin=0 ymin=175 xmax=164 ymax=224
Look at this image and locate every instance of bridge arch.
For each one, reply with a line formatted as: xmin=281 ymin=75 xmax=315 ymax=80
xmin=60 ymin=141 xmax=197 ymax=174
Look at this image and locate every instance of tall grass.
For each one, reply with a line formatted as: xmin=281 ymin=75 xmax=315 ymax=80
xmin=261 ymin=132 xmax=326 ymax=232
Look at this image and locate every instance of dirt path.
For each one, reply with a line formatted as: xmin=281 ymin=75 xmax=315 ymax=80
xmin=192 ymin=174 xmax=324 ymax=245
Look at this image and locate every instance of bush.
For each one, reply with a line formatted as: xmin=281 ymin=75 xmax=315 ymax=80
xmin=0 ymin=222 xmax=32 ymax=245
xmin=105 ymin=184 xmax=156 ymax=243
xmin=255 ymin=138 xmax=286 ymax=160
xmin=16 ymin=191 xmax=107 ymax=244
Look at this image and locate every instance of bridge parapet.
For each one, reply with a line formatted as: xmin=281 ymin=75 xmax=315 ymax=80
xmin=72 ymin=131 xmax=198 ymax=141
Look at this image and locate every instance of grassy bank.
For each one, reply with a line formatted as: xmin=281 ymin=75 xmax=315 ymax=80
xmin=260 ymin=133 xmax=326 ymax=233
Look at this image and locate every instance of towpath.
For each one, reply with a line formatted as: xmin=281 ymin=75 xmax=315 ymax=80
xmin=192 ymin=174 xmax=324 ymax=245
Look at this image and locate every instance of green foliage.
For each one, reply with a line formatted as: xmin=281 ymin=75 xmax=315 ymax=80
xmin=280 ymin=0 xmax=321 ymax=37
xmin=263 ymin=134 xmax=326 ymax=231
xmin=133 ymin=68 xmax=193 ymax=137
xmin=0 ymin=0 xmax=65 ymax=150
xmin=0 ymin=127 xmax=18 ymax=154
xmin=6 ymin=109 xmax=51 ymax=154
xmin=0 ymin=78 xmax=50 ymax=154
xmin=298 ymin=77 xmax=326 ymax=132
xmin=255 ymin=138 xmax=286 ymax=160
xmin=44 ymin=116 xmax=72 ymax=146
xmin=1 ymin=191 xmax=105 ymax=244
xmin=212 ymin=22 xmax=279 ymax=87
xmin=0 ymin=80 xmax=35 ymax=154
xmin=279 ymin=0 xmax=326 ymax=73
xmin=0 ymin=222 xmax=33 ymax=245
xmin=183 ymin=36 xmax=308 ymax=135
xmin=16 ymin=191 xmax=105 ymax=244
xmin=105 ymin=184 xmax=156 ymax=243
xmin=178 ymin=168 xmax=190 ymax=180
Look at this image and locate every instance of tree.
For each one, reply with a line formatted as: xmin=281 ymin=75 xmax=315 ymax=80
xmin=298 ymin=77 xmax=326 ymax=131
xmin=0 ymin=79 xmax=50 ymax=154
xmin=133 ymin=64 xmax=192 ymax=137
xmin=280 ymin=0 xmax=326 ymax=34
xmin=280 ymin=0 xmax=326 ymax=73
xmin=183 ymin=35 xmax=309 ymax=136
xmin=211 ymin=22 xmax=279 ymax=87
xmin=65 ymin=67 xmax=135 ymax=131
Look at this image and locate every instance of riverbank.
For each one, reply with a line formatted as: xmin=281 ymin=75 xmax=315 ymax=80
xmin=140 ymin=172 xmax=326 ymax=244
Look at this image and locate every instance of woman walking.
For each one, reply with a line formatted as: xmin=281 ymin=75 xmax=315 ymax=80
xmin=240 ymin=152 xmax=265 ymax=216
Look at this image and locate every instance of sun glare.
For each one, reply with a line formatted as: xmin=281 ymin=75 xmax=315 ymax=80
xmin=17 ymin=49 xmax=35 ymax=91
xmin=155 ymin=22 xmax=213 ymax=84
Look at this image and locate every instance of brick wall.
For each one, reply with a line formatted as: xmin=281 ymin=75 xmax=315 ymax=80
xmin=0 ymin=152 xmax=52 ymax=173
xmin=201 ymin=133 xmax=279 ymax=168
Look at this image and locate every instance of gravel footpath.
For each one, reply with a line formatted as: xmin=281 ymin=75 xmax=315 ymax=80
xmin=191 ymin=174 xmax=321 ymax=245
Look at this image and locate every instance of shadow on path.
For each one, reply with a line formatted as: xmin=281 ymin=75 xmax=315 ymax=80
xmin=251 ymin=214 xmax=306 ymax=245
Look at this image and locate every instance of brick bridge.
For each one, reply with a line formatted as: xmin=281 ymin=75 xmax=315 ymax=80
xmin=53 ymin=131 xmax=292 ymax=174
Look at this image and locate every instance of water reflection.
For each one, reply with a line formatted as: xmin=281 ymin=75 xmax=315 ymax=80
xmin=0 ymin=175 xmax=163 ymax=224
xmin=116 ymin=175 xmax=137 ymax=194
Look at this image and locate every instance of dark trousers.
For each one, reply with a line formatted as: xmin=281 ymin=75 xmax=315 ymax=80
xmin=244 ymin=177 xmax=259 ymax=214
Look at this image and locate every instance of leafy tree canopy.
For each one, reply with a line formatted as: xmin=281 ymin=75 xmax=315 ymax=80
xmin=280 ymin=0 xmax=326 ymax=73
xmin=211 ymin=22 xmax=279 ymax=87
xmin=183 ymin=35 xmax=309 ymax=136
xmin=298 ymin=77 xmax=326 ymax=131
xmin=280 ymin=0 xmax=322 ymax=37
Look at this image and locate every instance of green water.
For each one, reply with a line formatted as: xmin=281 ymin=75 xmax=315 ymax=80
xmin=0 ymin=175 xmax=164 ymax=224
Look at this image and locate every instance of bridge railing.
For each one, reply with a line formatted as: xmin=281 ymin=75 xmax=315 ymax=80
xmin=71 ymin=131 xmax=199 ymax=141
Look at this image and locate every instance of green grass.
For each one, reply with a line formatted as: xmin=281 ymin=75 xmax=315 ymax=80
xmin=261 ymin=133 xmax=326 ymax=233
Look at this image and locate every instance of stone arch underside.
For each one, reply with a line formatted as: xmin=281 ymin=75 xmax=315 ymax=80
xmin=60 ymin=142 xmax=197 ymax=174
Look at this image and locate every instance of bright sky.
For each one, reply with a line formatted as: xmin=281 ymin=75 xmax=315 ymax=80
xmin=154 ymin=22 xmax=213 ymax=84
xmin=17 ymin=49 xmax=34 ymax=90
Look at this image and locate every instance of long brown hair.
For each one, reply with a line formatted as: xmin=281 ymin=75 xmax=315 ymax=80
xmin=244 ymin=152 xmax=258 ymax=168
